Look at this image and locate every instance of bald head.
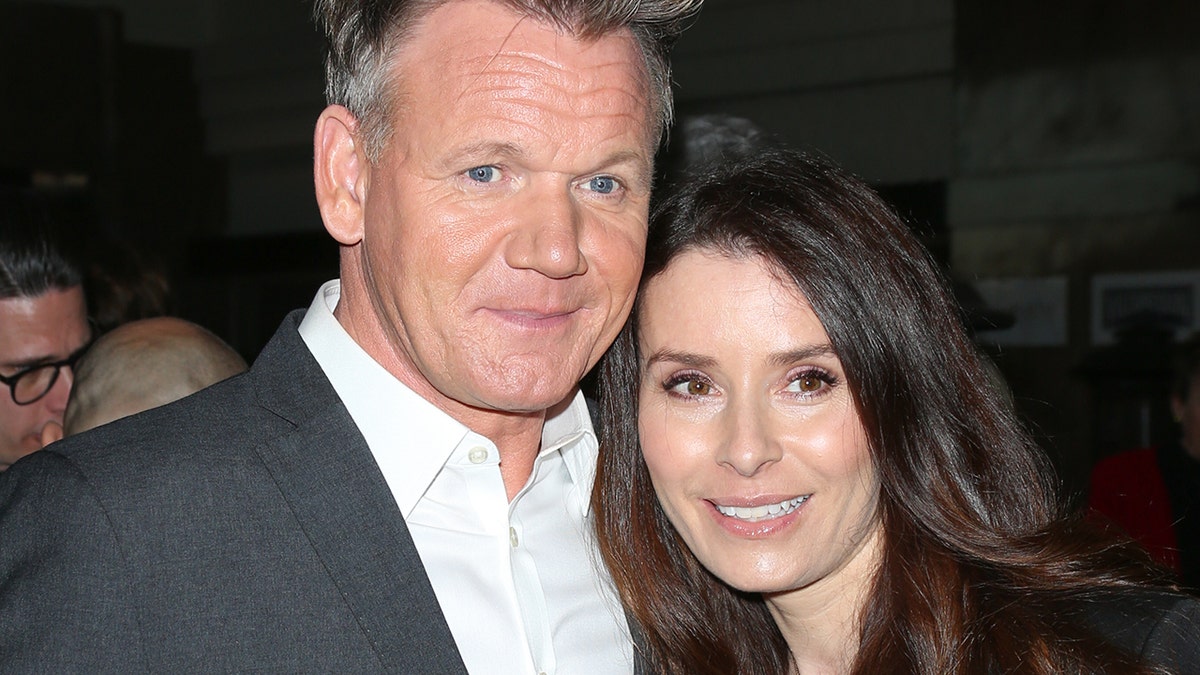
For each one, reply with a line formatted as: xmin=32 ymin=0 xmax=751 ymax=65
xmin=64 ymin=317 xmax=247 ymax=435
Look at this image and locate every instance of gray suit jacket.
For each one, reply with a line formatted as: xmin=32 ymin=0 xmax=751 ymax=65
xmin=0 ymin=312 xmax=469 ymax=673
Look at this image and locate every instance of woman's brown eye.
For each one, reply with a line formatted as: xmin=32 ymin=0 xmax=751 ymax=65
xmin=687 ymin=379 xmax=711 ymax=396
xmin=798 ymin=375 xmax=821 ymax=392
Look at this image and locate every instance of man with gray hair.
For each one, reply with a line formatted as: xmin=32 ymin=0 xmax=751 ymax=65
xmin=0 ymin=0 xmax=701 ymax=672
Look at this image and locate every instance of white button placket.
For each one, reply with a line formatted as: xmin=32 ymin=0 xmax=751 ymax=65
xmin=509 ymin=504 xmax=554 ymax=674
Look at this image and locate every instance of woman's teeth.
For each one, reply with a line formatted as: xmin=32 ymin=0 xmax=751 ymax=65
xmin=714 ymin=496 xmax=808 ymax=522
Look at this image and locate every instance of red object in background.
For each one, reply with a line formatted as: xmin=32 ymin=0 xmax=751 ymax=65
xmin=1088 ymin=446 xmax=1181 ymax=574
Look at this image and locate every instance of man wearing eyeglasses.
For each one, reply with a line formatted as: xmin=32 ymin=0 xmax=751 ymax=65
xmin=0 ymin=214 xmax=91 ymax=471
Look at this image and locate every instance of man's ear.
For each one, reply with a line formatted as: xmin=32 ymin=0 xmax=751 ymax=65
xmin=1171 ymin=395 xmax=1186 ymax=424
xmin=314 ymin=104 xmax=368 ymax=246
xmin=40 ymin=421 xmax=64 ymax=447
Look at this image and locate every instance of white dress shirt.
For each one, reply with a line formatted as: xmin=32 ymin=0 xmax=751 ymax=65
xmin=298 ymin=280 xmax=633 ymax=675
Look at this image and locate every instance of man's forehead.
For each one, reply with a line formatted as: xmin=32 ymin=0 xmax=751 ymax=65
xmin=397 ymin=4 xmax=649 ymax=104
xmin=0 ymin=289 xmax=89 ymax=365
xmin=384 ymin=4 xmax=657 ymax=162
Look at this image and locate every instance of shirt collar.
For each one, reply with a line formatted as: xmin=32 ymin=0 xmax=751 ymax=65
xmin=297 ymin=280 xmax=598 ymax=517
xmin=542 ymin=391 xmax=599 ymax=515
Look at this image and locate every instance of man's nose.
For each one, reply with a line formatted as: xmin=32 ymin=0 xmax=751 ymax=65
xmin=42 ymin=367 xmax=74 ymax=415
xmin=504 ymin=187 xmax=588 ymax=279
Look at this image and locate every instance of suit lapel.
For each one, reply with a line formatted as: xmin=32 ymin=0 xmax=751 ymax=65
xmin=250 ymin=313 xmax=468 ymax=674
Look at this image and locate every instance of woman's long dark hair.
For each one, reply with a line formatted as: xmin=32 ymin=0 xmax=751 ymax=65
xmin=593 ymin=149 xmax=1171 ymax=674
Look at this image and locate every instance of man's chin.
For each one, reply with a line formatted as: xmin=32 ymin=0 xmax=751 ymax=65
xmin=454 ymin=375 xmax=581 ymax=415
xmin=470 ymin=390 xmax=579 ymax=417
xmin=454 ymin=356 xmax=589 ymax=412
xmin=0 ymin=443 xmax=39 ymax=471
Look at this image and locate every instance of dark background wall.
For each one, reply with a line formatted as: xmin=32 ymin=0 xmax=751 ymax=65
xmin=3 ymin=0 xmax=1198 ymax=498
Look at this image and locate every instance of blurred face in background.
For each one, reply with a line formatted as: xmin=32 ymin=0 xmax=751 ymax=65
xmin=0 ymin=285 xmax=90 ymax=469
xmin=1172 ymin=372 xmax=1200 ymax=460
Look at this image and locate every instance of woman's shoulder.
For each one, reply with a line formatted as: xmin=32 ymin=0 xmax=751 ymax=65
xmin=1079 ymin=588 xmax=1200 ymax=671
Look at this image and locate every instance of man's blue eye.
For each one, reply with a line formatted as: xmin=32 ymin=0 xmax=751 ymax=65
xmin=466 ymin=166 xmax=497 ymax=182
xmin=588 ymin=176 xmax=617 ymax=194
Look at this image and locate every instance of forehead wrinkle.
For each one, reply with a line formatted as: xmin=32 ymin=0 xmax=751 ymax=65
xmin=443 ymin=139 xmax=527 ymax=166
xmin=404 ymin=21 xmax=652 ymax=183
xmin=418 ymin=18 xmax=650 ymax=148
xmin=453 ymin=26 xmax=644 ymax=107
xmin=451 ymin=81 xmax=651 ymax=182
xmin=456 ymin=15 xmax=526 ymax=108
xmin=459 ymin=55 xmax=624 ymax=113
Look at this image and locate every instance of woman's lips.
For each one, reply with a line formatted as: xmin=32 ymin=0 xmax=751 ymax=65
xmin=706 ymin=495 xmax=810 ymax=537
xmin=712 ymin=495 xmax=810 ymax=522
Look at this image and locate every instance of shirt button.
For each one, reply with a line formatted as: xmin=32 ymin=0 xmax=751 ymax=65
xmin=468 ymin=447 xmax=488 ymax=464
xmin=509 ymin=526 xmax=519 ymax=548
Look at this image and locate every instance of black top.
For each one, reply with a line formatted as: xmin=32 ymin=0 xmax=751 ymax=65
xmin=1156 ymin=442 xmax=1200 ymax=591
xmin=1083 ymin=589 xmax=1200 ymax=673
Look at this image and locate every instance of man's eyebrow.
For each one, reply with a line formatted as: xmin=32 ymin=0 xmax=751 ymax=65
xmin=597 ymin=149 xmax=653 ymax=190
xmin=0 ymin=342 xmax=90 ymax=372
xmin=442 ymin=141 xmax=527 ymax=167
xmin=643 ymin=349 xmax=717 ymax=370
xmin=441 ymin=142 xmax=652 ymax=188
xmin=1 ymin=355 xmax=57 ymax=372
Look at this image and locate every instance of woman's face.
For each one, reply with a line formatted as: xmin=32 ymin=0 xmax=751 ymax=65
xmin=637 ymin=249 xmax=881 ymax=596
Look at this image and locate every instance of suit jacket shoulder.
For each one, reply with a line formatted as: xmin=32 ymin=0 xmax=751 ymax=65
xmin=0 ymin=311 xmax=466 ymax=674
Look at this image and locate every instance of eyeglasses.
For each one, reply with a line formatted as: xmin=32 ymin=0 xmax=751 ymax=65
xmin=0 ymin=341 xmax=91 ymax=406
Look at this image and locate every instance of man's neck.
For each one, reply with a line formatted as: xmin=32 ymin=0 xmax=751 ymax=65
xmin=488 ymin=412 xmax=548 ymax=500
xmin=466 ymin=392 xmax=583 ymax=499
xmin=456 ymin=401 xmax=549 ymax=497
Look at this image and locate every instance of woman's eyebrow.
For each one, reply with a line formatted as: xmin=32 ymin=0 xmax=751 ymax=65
xmin=768 ymin=344 xmax=837 ymax=367
xmin=643 ymin=349 xmax=717 ymax=370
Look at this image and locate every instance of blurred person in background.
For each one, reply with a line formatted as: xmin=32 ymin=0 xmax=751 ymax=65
xmin=81 ymin=232 xmax=173 ymax=335
xmin=38 ymin=316 xmax=246 ymax=443
xmin=0 ymin=188 xmax=91 ymax=470
xmin=1090 ymin=333 xmax=1200 ymax=592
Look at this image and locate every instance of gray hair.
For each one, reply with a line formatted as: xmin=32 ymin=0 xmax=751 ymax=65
xmin=313 ymin=0 xmax=703 ymax=162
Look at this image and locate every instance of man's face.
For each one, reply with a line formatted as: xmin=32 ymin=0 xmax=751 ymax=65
xmin=341 ymin=0 xmax=655 ymax=420
xmin=0 ymin=286 xmax=89 ymax=470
